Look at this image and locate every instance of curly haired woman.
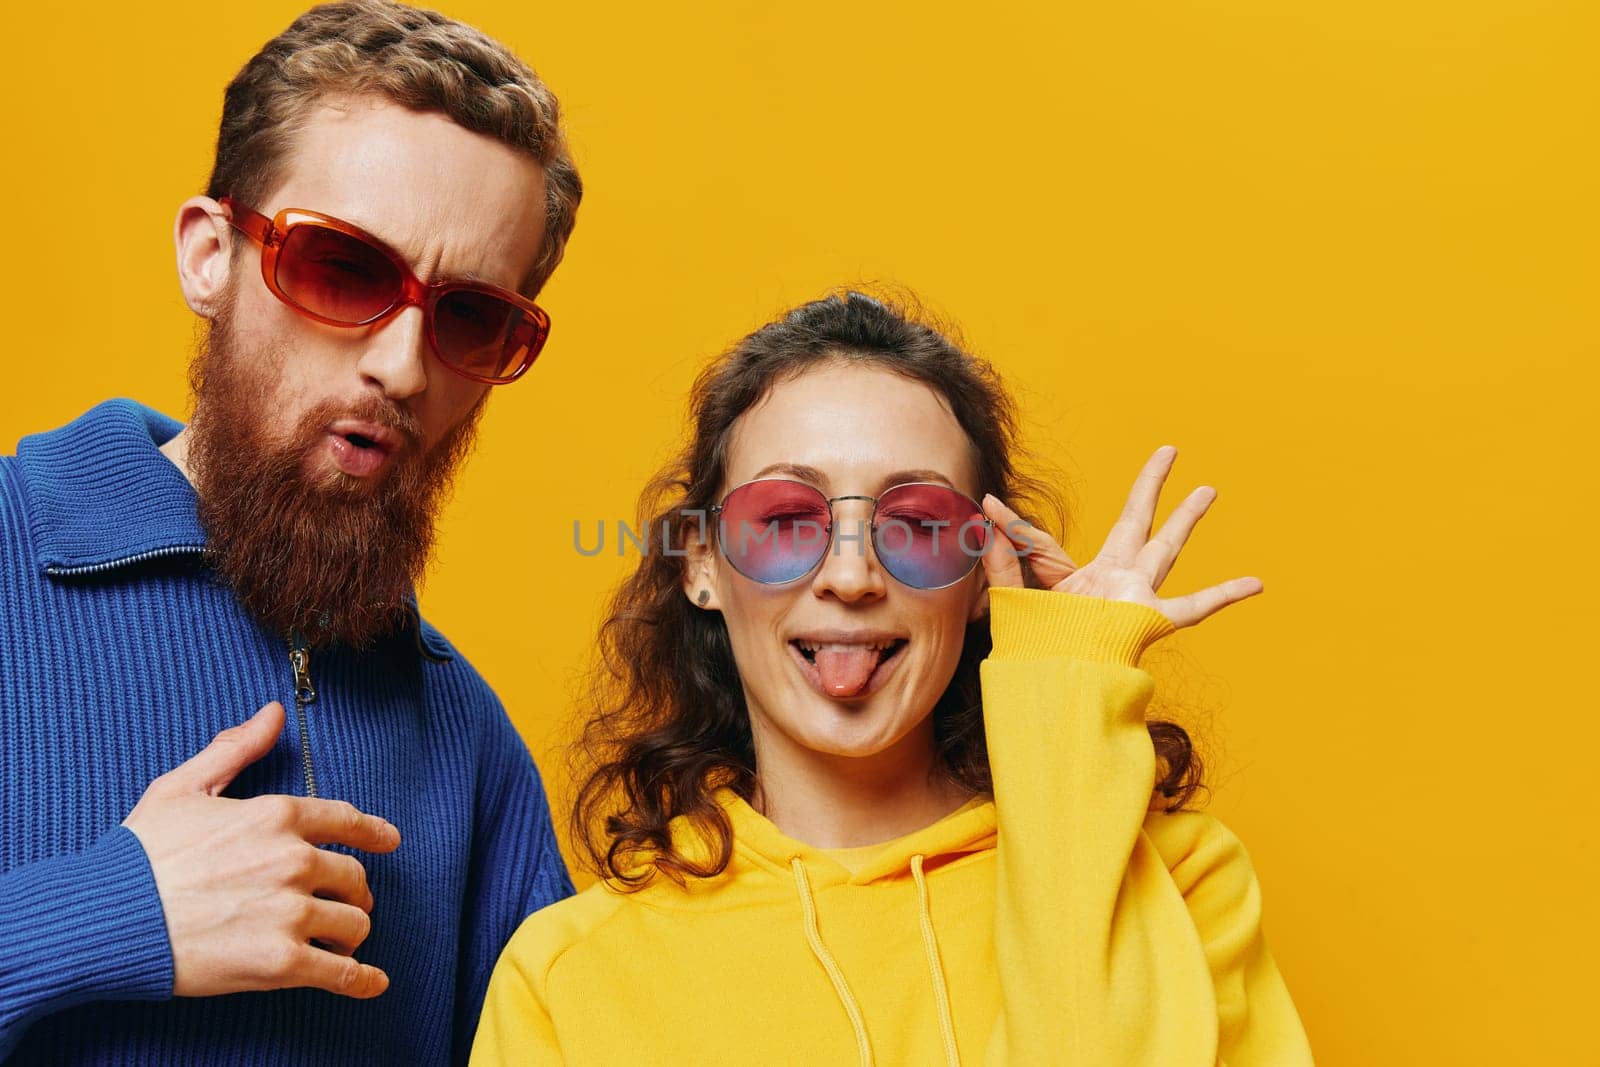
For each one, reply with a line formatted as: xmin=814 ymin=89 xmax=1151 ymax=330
xmin=472 ymin=291 xmax=1313 ymax=1066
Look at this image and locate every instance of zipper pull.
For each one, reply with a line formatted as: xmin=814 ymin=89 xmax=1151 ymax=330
xmin=288 ymin=634 xmax=317 ymax=705
xmin=286 ymin=632 xmax=320 ymax=798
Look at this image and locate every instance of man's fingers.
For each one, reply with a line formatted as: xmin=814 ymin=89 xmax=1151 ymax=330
xmin=290 ymin=798 xmax=401 ymax=852
xmin=303 ymin=848 xmax=375 ymax=912
xmin=150 ymin=702 xmax=286 ymax=798
xmin=300 ymin=897 xmax=374 ymax=958
xmin=286 ymin=944 xmax=390 ymax=999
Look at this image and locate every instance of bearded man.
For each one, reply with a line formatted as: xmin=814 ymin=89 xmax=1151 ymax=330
xmin=0 ymin=2 xmax=582 ymax=1063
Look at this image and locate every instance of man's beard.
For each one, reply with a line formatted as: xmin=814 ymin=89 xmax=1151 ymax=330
xmin=186 ymin=291 xmax=486 ymax=649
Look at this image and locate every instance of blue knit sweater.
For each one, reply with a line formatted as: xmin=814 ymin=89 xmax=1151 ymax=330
xmin=0 ymin=399 xmax=574 ymax=1064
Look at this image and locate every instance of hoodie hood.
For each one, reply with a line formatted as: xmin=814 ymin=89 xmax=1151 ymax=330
xmin=725 ymin=786 xmax=996 ymax=884
xmin=631 ymin=786 xmax=998 ymax=902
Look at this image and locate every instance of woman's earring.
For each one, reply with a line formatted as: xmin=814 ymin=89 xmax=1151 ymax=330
xmin=696 ymin=589 xmax=710 ymax=605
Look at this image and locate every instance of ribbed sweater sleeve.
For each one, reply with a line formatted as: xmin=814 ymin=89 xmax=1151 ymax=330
xmin=978 ymin=586 xmax=1311 ymax=1066
xmin=451 ymin=702 xmax=575 ymax=1066
xmin=0 ymin=826 xmax=174 ymax=1058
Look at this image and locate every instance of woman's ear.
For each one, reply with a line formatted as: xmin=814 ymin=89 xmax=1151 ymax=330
xmin=968 ymin=569 xmax=991 ymax=623
xmin=682 ymin=526 xmax=722 ymax=610
xmin=969 ymin=530 xmax=997 ymax=622
xmin=174 ymin=195 xmax=236 ymax=319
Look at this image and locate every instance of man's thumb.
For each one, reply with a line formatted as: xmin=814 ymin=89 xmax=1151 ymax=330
xmin=162 ymin=701 xmax=286 ymax=796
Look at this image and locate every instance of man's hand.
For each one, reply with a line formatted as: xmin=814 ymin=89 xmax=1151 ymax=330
xmin=122 ymin=701 xmax=402 ymax=999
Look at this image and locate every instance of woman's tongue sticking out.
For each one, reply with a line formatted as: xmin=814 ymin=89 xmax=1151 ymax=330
xmin=813 ymin=645 xmax=881 ymax=697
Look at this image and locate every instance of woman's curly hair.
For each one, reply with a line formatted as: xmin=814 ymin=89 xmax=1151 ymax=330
xmin=571 ymin=290 xmax=1204 ymax=887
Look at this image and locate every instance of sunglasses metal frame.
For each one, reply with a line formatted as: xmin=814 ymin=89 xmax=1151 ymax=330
xmin=218 ymin=198 xmax=551 ymax=386
xmin=709 ymin=477 xmax=994 ymax=590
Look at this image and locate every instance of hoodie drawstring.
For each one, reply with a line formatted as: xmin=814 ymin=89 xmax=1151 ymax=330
xmin=789 ymin=854 xmax=963 ymax=1067
xmin=911 ymin=854 xmax=962 ymax=1067
xmin=792 ymin=858 xmax=873 ymax=1066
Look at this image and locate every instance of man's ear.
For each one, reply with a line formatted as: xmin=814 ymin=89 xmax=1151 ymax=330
xmin=682 ymin=526 xmax=722 ymax=610
xmin=174 ymin=196 xmax=236 ymax=320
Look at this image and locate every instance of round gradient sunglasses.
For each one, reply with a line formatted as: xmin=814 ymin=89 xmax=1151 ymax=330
xmin=710 ymin=478 xmax=994 ymax=590
xmin=219 ymin=198 xmax=551 ymax=385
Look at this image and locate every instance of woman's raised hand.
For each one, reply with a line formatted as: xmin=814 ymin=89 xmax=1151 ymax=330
xmin=978 ymin=445 xmax=1262 ymax=630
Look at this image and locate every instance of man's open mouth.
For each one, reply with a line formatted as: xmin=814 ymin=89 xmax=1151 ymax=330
xmin=328 ymin=419 xmax=403 ymax=455
xmin=323 ymin=421 xmax=403 ymax=478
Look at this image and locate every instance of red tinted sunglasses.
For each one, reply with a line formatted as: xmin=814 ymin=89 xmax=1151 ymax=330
xmin=710 ymin=478 xmax=993 ymax=590
xmin=219 ymin=198 xmax=550 ymax=385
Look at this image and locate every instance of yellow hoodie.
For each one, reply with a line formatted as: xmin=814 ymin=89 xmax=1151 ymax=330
xmin=472 ymin=588 xmax=1313 ymax=1065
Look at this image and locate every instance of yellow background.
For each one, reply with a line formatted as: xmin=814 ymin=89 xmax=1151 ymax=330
xmin=3 ymin=2 xmax=1594 ymax=1063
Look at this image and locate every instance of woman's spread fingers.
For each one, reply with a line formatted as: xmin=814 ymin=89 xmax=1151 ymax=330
xmin=1162 ymin=575 xmax=1264 ymax=628
xmin=1104 ymin=445 xmax=1177 ymax=563
xmin=1135 ymin=484 xmax=1216 ymax=590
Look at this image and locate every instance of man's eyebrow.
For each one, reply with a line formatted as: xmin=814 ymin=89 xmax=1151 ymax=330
xmin=416 ymin=258 xmax=509 ymax=291
xmin=743 ymin=464 xmax=959 ymax=494
xmin=344 ymin=216 xmax=516 ymax=292
xmin=448 ymin=268 xmax=508 ymax=290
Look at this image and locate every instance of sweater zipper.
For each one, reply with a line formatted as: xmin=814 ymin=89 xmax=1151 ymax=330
xmin=287 ymin=633 xmax=319 ymax=798
xmin=47 ymin=550 xmax=326 ymax=798
xmin=43 ymin=544 xmax=205 ymax=577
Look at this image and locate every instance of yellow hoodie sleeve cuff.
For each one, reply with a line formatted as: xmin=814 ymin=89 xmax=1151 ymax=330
xmin=985 ymin=586 xmax=1176 ymax=666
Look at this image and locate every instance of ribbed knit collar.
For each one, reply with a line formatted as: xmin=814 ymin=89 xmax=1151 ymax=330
xmin=14 ymin=397 xmax=452 ymax=660
xmin=16 ymin=398 xmax=203 ymax=574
